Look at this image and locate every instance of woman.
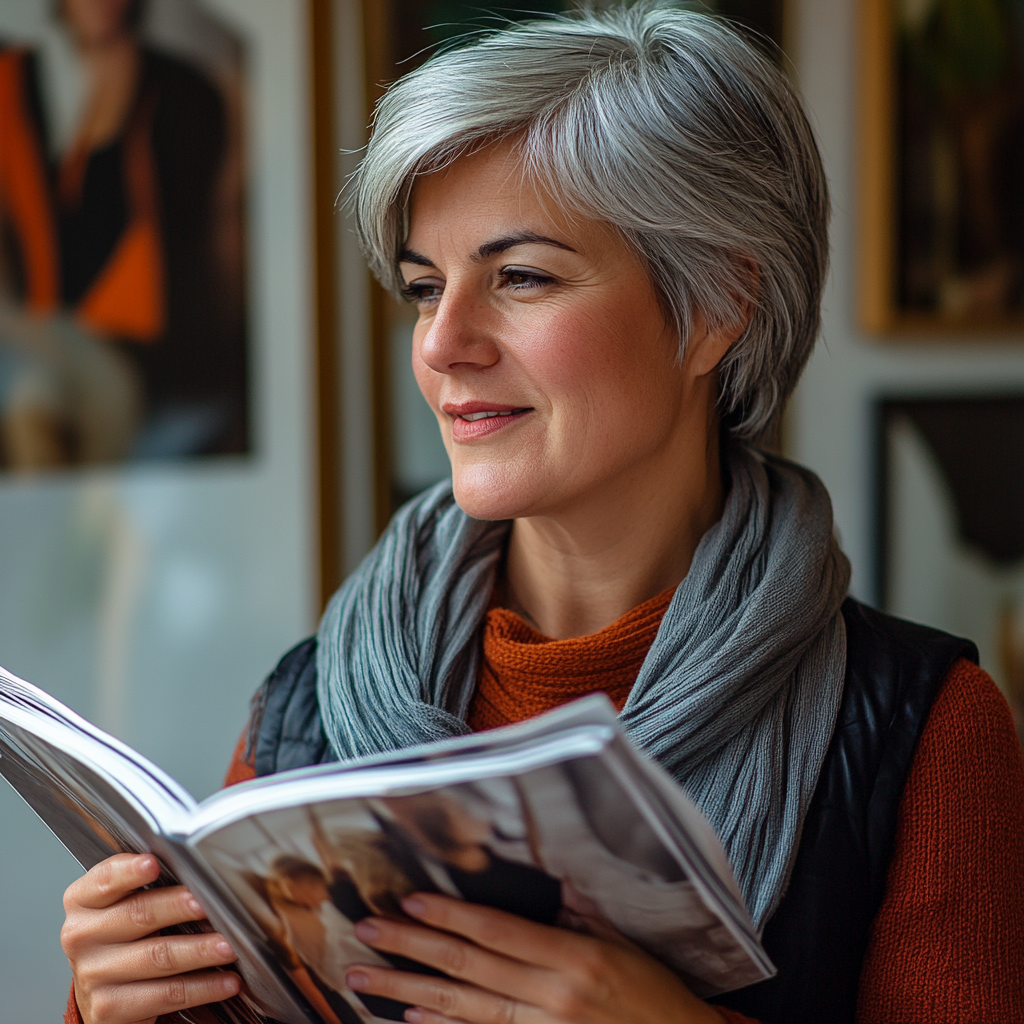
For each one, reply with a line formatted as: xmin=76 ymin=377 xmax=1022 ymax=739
xmin=59 ymin=5 xmax=1024 ymax=1024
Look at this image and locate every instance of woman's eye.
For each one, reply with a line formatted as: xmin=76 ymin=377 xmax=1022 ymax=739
xmin=500 ymin=268 xmax=555 ymax=291
xmin=400 ymin=281 xmax=443 ymax=308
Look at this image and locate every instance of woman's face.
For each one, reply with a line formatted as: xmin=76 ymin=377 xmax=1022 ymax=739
xmin=402 ymin=141 xmax=695 ymax=522
xmin=62 ymin=0 xmax=135 ymax=48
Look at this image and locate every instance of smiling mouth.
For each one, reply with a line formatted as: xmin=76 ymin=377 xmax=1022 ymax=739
xmin=449 ymin=406 xmax=533 ymax=442
xmin=459 ymin=408 xmax=531 ymax=421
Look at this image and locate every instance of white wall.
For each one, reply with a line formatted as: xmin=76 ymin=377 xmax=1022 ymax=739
xmin=787 ymin=0 xmax=1024 ymax=605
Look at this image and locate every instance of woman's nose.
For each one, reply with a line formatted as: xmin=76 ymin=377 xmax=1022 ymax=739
xmin=417 ymin=283 xmax=499 ymax=375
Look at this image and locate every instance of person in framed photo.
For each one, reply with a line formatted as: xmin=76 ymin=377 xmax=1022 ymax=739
xmin=57 ymin=4 xmax=1024 ymax=1024
xmin=0 ymin=0 xmax=247 ymax=471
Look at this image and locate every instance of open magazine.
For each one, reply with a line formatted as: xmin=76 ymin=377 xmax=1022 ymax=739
xmin=0 ymin=665 xmax=774 ymax=1024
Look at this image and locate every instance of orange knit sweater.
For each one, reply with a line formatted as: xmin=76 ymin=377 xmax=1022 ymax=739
xmin=65 ymin=598 xmax=1024 ymax=1024
xmin=468 ymin=589 xmax=676 ymax=728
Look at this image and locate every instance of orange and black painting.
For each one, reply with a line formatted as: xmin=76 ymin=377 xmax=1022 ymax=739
xmin=0 ymin=0 xmax=248 ymax=473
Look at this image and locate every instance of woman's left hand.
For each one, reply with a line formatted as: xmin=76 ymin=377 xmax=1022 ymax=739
xmin=345 ymin=893 xmax=725 ymax=1024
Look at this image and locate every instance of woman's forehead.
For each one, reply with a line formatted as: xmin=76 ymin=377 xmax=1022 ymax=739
xmin=409 ymin=146 xmax=550 ymax=225
xmin=404 ymin=154 xmax=615 ymax=264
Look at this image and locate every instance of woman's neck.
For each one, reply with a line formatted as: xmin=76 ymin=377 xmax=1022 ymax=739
xmin=504 ymin=412 xmax=725 ymax=640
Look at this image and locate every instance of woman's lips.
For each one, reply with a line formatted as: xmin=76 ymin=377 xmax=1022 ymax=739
xmin=450 ymin=408 xmax=532 ymax=442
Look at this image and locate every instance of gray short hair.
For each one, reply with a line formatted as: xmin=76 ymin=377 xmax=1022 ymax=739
xmin=352 ymin=2 xmax=829 ymax=441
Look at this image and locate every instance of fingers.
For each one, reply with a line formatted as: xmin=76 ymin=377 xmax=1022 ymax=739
xmin=61 ymin=854 xmax=244 ymax=1024
xmin=345 ymin=966 xmax=544 ymax=1024
xmin=65 ymin=853 xmax=161 ymax=912
xmin=400 ymin=894 xmax=600 ymax=970
xmin=403 ymin=1011 xmax=458 ymax=1024
xmin=81 ymin=968 xmax=241 ymax=1024
xmin=404 ymin=1011 xmax=521 ymax=1024
xmin=62 ymin=884 xmax=209 ymax=952
xmin=109 ymin=886 xmax=208 ymax=944
xmin=346 ymin=902 xmax=721 ymax=1024
xmin=352 ymin=915 xmax=539 ymax=1003
xmin=85 ymin=931 xmax=238 ymax=984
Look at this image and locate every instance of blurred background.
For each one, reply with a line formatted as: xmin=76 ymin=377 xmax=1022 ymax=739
xmin=0 ymin=0 xmax=1021 ymax=1017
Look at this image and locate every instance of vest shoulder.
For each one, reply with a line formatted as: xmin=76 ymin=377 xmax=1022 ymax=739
xmin=841 ymin=597 xmax=979 ymax=667
xmin=839 ymin=598 xmax=979 ymax=724
xmin=832 ymin=598 xmax=978 ymax=820
xmin=249 ymin=636 xmax=328 ymax=777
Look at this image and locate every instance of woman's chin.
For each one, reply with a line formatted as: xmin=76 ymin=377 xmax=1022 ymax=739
xmin=450 ymin=466 xmax=544 ymax=522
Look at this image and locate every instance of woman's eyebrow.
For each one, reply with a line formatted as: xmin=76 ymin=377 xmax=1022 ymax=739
xmin=398 ymin=248 xmax=435 ymax=267
xmin=474 ymin=231 xmax=577 ymax=260
xmin=398 ymin=232 xmax=577 ymax=269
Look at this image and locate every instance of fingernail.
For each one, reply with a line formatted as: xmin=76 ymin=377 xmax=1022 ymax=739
xmin=215 ymin=940 xmax=234 ymax=958
xmin=346 ymin=971 xmax=370 ymax=991
xmin=221 ymin=973 xmax=240 ymax=994
xmin=402 ymin=896 xmax=427 ymax=917
xmin=354 ymin=920 xmax=379 ymax=942
xmin=405 ymin=1010 xmax=423 ymax=1023
xmin=187 ymin=897 xmax=204 ymax=915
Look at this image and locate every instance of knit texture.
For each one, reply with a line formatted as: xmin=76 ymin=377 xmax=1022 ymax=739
xmin=855 ymin=656 xmax=1024 ymax=1023
xmin=223 ymin=730 xmax=255 ymax=787
xmin=468 ymin=588 xmax=675 ymax=730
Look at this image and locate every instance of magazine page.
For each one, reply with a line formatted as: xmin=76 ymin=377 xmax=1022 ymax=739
xmin=190 ymin=723 xmax=770 ymax=1024
xmin=192 ymin=780 xmax=568 ymax=1024
xmin=521 ymin=750 xmax=773 ymax=995
xmin=213 ymin=693 xmax=623 ymax=796
xmin=0 ymin=666 xmax=196 ymax=834
xmin=611 ymin=740 xmax=764 ymax=936
xmin=184 ymin=725 xmax=616 ymax=837
xmin=0 ymin=713 xmax=153 ymax=868
xmin=0 ymin=668 xmax=310 ymax=1024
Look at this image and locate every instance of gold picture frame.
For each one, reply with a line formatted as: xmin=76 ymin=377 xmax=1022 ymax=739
xmin=859 ymin=0 xmax=1024 ymax=336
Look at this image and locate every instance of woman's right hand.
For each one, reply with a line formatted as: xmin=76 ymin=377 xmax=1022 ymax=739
xmin=61 ymin=852 xmax=241 ymax=1024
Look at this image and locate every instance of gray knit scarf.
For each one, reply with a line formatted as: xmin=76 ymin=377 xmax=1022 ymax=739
xmin=317 ymin=443 xmax=850 ymax=929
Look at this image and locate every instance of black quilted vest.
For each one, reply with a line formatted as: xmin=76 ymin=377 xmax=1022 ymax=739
xmin=249 ymin=598 xmax=977 ymax=1024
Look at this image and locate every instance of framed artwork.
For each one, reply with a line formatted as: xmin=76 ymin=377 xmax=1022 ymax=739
xmin=0 ymin=1 xmax=340 ymax=1016
xmin=876 ymin=394 xmax=1024 ymax=743
xmin=860 ymin=0 xmax=1024 ymax=334
xmin=361 ymin=0 xmax=788 ymax=528
xmin=0 ymin=0 xmax=250 ymax=469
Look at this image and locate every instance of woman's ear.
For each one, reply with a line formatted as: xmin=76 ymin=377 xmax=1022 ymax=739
xmin=684 ymin=261 xmax=757 ymax=378
xmin=683 ymin=306 xmax=752 ymax=378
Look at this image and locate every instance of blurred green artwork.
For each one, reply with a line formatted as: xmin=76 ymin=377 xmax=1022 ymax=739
xmin=897 ymin=0 xmax=1024 ymax=318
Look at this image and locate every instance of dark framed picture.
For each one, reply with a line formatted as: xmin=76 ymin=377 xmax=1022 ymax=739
xmin=860 ymin=0 xmax=1024 ymax=334
xmin=361 ymin=0 xmax=788 ymax=528
xmin=876 ymin=394 xmax=1024 ymax=741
